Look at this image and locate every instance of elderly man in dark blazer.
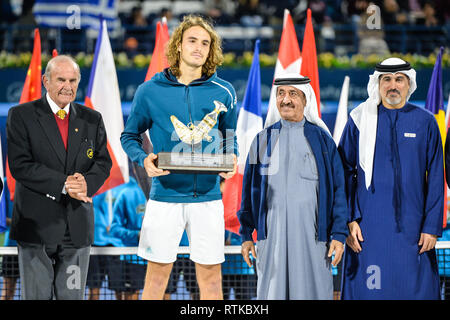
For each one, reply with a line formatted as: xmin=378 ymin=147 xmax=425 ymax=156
xmin=6 ymin=55 xmax=112 ymax=300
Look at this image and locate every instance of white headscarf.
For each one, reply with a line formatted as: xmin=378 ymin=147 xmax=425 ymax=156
xmin=350 ymin=57 xmax=417 ymax=189
xmin=273 ymin=73 xmax=331 ymax=135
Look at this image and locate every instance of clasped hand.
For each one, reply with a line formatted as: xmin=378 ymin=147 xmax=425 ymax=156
xmin=65 ymin=172 xmax=92 ymax=203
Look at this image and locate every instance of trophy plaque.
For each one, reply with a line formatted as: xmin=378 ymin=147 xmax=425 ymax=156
xmin=156 ymin=152 xmax=235 ymax=174
xmin=156 ymin=100 xmax=235 ymax=174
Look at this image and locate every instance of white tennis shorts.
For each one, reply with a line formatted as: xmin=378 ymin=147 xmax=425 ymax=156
xmin=137 ymin=199 xmax=225 ymax=265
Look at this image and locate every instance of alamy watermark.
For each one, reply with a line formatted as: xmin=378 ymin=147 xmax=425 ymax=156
xmin=66 ymin=5 xmax=81 ymax=30
xmin=168 ymin=128 xmax=281 ymax=175
xmin=66 ymin=265 xmax=81 ymax=290
xmin=366 ymin=4 xmax=382 ymax=30
xmin=366 ymin=265 xmax=381 ymax=290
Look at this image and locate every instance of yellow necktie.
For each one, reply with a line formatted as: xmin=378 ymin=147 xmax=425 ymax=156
xmin=56 ymin=109 xmax=66 ymax=120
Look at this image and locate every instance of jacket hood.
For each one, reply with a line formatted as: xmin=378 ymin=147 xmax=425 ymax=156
xmin=151 ymin=68 xmax=217 ymax=86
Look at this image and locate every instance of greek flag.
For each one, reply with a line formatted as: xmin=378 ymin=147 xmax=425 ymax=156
xmin=33 ymin=0 xmax=119 ymax=30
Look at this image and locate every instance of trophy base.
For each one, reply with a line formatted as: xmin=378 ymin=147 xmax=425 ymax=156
xmin=155 ymin=152 xmax=235 ymax=174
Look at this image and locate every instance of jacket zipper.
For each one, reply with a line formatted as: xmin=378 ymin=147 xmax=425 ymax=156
xmin=185 ymin=86 xmax=198 ymax=198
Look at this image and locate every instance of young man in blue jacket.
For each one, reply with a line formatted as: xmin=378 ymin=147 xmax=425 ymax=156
xmin=121 ymin=15 xmax=238 ymax=300
xmin=238 ymin=74 xmax=348 ymax=300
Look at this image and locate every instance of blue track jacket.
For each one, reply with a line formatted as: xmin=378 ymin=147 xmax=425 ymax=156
xmin=121 ymin=69 xmax=238 ymax=203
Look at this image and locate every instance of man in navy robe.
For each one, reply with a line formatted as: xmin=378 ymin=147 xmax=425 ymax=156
xmin=238 ymin=74 xmax=348 ymax=299
xmin=338 ymin=58 xmax=444 ymax=299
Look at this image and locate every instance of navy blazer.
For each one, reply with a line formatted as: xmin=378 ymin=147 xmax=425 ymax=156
xmin=237 ymin=120 xmax=349 ymax=244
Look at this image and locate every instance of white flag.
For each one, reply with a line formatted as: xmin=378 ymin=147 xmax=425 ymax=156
xmin=333 ymin=76 xmax=350 ymax=145
xmin=85 ymin=19 xmax=129 ymax=193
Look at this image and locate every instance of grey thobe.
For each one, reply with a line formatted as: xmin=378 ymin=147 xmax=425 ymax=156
xmin=255 ymin=118 xmax=333 ymax=300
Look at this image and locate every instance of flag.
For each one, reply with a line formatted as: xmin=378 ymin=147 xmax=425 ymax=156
xmin=19 ymin=29 xmax=42 ymax=104
xmin=333 ymin=76 xmax=350 ymax=145
xmin=132 ymin=18 xmax=170 ymax=200
xmin=424 ymin=46 xmax=446 ymax=228
xmin=6 ymin=28 xmax=42 ymax=201
xmin=33 ymin=0 xmax=119 ymax=30
xmin=222 ymin=40 xmax=263 ymax=237
xmin=264 ymin=9 xmax=302 ymax=128
xmin=85 ymin=18 xmax=128 ymax=194
xmin=0 ymin=132 xmax=6 ymax=232
xmin=446 ymin=92 xmax=450 ymax=226
xmin=445 ymin=93 xmax=450 ymax=130
xmin=145 ymin=18 xmax=170 ymax=82
xmin=300 ymin=8 xmax=321 ymax=117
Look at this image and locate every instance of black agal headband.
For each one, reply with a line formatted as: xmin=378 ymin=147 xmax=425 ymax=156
xmin=375 ymin=61 xmax=412 ymax=73
xmin=274 ymin=77 xmax=311 ymax=86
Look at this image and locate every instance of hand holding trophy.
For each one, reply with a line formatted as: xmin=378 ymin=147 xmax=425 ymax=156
xmin=156 ymin=100 xmax=235 ymax=174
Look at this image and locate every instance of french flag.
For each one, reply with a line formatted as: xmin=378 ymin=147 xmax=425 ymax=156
xmin=85 ymin=18 xmax=128 ymax=193
xmin=264 ymin=9 xmax=302 ymax=128
xmin=223 ymin=40 xmax=262 ymax=236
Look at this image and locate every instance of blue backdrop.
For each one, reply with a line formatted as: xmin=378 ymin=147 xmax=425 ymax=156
xmin=0 ymin=67 xmax=448 ymax=167
xmin=0 ymin=67 xmax=448 ymax=103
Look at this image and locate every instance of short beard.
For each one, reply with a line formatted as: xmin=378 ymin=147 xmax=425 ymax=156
xmin=385 ymin=96 xmax=402 ymax=106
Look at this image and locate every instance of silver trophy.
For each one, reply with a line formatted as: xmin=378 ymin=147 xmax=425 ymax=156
xmin=156 ymin=100 xmax=235 ymax=174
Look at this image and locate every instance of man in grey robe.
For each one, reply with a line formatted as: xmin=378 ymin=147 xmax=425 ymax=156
xmin=237 ymin=74 xmax=349 ymax=300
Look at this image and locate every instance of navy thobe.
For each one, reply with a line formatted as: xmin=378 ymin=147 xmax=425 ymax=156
xmin=338 ymin=103 xmax=444 ymax=300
